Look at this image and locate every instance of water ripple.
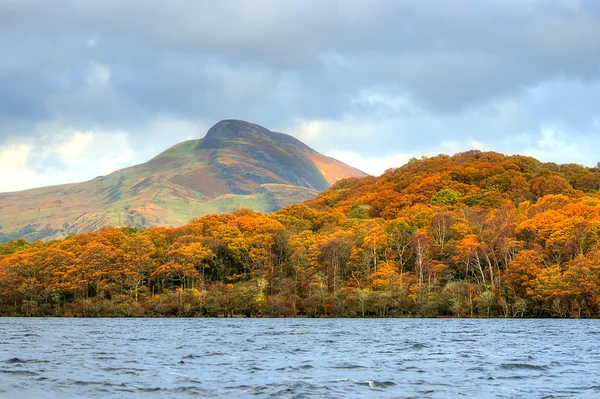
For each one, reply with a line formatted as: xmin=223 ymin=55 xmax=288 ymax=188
xmin=0 ymin=318 xmax=597 ymax=398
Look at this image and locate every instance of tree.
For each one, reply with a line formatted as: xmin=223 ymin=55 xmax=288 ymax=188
xmin=363 ymin=226 xmax=388 ymax=274
xmin=503 ymin=250 xmax=543 ymax=299
xmin=385 ymin=220 xmax=414 ymax=274
xmin=411 ymin=231 xmax=430 ymax=287
xmin=430 ymin=189 xmax=461 ymax=205
xmin=429 ymin=213 xmax=454 ymax=250
xmin=454 ymin=234 xmax=486 ymax=284
xmin=317 ymin=231 xmax=354 ymax=293
xmin=78 ymin=241 xmax=122 ymax=298
xmin=121 ymin=233 xmax=158 ymax=302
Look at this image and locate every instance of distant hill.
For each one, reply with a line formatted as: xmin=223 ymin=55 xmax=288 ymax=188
xmin=0 ymin=119 xmax=367 ymax=242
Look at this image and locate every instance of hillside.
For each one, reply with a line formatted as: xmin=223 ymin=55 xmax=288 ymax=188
xmin=2 ymin=150 xmax=600 ymax=318
xmin=307 ymin=150 xmax=600 ymax=216
xmin=0 ymin=120 xmax=367 ymax=242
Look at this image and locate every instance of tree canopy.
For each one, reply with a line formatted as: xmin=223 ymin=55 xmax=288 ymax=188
xmin=2 ymin=151 xmax=600 ymax=317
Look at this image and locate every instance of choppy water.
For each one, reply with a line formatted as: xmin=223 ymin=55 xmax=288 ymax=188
xmin=0 ymin=318 xmax=599 ymax=398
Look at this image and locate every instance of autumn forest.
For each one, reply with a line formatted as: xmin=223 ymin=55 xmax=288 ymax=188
xmin=2 ymin=151 xmax=600 ymax=318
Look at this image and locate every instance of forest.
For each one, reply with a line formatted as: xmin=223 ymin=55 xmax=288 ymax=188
xmin=2 ymin=151 xmax=600 ymax=318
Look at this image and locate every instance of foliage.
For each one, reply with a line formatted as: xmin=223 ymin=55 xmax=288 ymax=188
xmin=2 ymin=151 xmax=600 ymax=317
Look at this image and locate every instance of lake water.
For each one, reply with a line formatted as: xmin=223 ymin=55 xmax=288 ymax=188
xmin=0 ymin=318 xmax=599 ymax=398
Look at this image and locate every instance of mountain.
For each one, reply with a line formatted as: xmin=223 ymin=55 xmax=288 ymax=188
xmin=0 ymin=120 xmax=367 ymax=242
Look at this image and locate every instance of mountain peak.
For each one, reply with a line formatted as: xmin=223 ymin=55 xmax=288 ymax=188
xmin=209 ymin=119 xmax=265 ymax=134
xmin=200 ymin=119 xmax=271 ymax=148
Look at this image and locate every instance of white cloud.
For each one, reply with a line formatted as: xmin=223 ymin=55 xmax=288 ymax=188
xmin=147 ymin=115 xmax=209 ymax=142
xmin=325 ymin=149 xmax=412 ymax=176
xmin=326 ymin=140 xmax=491 ymax=176
xmin=287 ymin=119 xmax=327 ymax=145
xmin=0 ymin=126 xmax=134 ymax=192
xmin=55 ymin=131 xmax=94 ymax=161
xmin=0 ymin=144 xmax=40 ymax=192
xmin=522 ymin=128 xmax=597 ymax=166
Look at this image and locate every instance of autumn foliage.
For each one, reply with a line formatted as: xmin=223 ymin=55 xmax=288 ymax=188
xmin=2 ymin=151 xmax=600 ymax=317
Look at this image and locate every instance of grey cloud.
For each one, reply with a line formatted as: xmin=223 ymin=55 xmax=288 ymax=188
xmin=1 ymin=0 xmax=600 ymax=182
xmin=3 ymin=1 xmax=599 ymax=123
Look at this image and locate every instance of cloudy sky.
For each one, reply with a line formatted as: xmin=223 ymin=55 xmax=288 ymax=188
xmin=1 ymin=0 xmax=599 ymax=192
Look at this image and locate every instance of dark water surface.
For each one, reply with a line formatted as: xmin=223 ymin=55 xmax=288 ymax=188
xmin=0 ymin=318 xmax=599 ymax=398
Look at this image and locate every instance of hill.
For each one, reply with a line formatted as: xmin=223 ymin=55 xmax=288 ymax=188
xmin=307 ymin=150 xmax=600 ymax=217
xmin=0 ymin=120 xmax=366 ymax=242
xmin=2 ymin=150 xmax=600 ymax=318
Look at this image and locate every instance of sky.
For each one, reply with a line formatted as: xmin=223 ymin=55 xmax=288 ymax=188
xmin=1 ymin=0 xmax=600 ymax=192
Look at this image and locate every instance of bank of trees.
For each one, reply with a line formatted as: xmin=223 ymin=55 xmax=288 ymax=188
xmin=2 ymin=151 xmax=600 ymax=317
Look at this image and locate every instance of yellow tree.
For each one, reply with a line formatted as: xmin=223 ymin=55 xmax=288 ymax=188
xmin=120 ymin=233 xmax=158 ymax=302
xmin=454 ymin=234 xmax=485 ymax=284
xmin=558 ymin=254 xmax=600 ymax=316
xmin=77 ymin=241 xmax=122 ymax=298
xmin=530 ymin=265 xmax=566 ymax=316
xmin=503 ymin=249 xmax=544 ymax=299
xmin=363 ymin=225 xmax=388 ymax=275
xmin=151 ymin=261 xmax=199 ymax=290
xmin=153 ymin=241 xmax=212 ymax=290
xmin=316 ymin=230 xmax=354 ymax=293
xmin=41 ymin=246 xmax=79 ymax=300
xmin=385 ymin=220 xmax=415 ymax=274
xmin=369 ymin=260 xmax=402 ymax=291
xmin=0 ymin=246 xmax=47 ymax=314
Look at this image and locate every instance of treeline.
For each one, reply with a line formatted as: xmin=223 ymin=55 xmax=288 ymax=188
xmin=2 ymin=151 xmax=600 ymax=317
